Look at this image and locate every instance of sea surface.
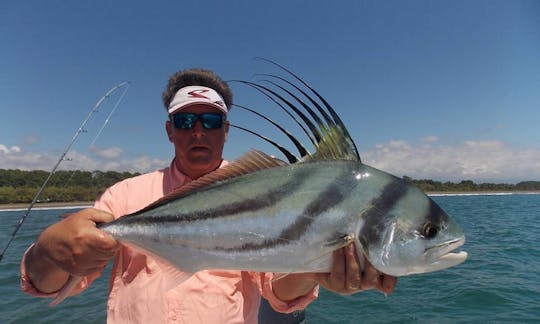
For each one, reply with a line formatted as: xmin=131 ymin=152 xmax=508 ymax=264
xmin=1 ymin=194 xmax=539 ymax=323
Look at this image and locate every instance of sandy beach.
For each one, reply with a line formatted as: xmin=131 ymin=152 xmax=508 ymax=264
xmin=0 ymin=201 xmax=93 ymax=211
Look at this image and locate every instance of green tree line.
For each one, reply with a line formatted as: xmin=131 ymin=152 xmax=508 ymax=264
xmin=0 ymin=169 xmax=538 ymax=204
xmin=0 ymin=169 xmax=139 ymax=204
xmin=403 ymin=176 xmax=540 ymax=193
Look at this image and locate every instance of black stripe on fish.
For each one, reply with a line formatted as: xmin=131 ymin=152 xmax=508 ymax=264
xmin=358 ymin=181 xmax=409 ymax=251
xmin=216 ymin=169 xmax=356 ymax=251
xmin=425 ymin=198 xmax=448 ymax=235
xmin=111 ymin=168 xmax=313 ymax=225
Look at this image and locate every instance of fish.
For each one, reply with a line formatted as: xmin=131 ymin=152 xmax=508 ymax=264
xmin=50 ymin=60 xmax=467 ymax=306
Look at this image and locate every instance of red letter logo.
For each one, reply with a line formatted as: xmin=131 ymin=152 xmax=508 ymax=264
xmin=188 ymin=89 xmax=210 ymax=99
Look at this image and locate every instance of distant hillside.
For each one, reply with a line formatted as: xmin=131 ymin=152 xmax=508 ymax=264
xmin=403 ymin=176 xmax=540 ymax=193
xmin=0 ymin=169 xmax=538 ymax=204
xmin=0 ymin=169 xmax=139 ymax=204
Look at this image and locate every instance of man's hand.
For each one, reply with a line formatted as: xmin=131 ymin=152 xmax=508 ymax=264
xmin=25 ymin=208 xmax=119 ymax=293
xmin=316 ymin=243 xmax=397 ymax=295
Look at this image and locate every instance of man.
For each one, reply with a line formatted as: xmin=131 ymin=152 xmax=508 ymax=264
xmin=21 ymin=68 xmax=397 ymax=323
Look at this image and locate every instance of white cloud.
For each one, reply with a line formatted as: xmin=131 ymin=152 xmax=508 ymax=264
xmin=0 ymin=144 xmax=21 ymax=154
xmin=362 ymin=139 xmax=540 ymax=183
xmin=89 ymin=145 xmax=123 ymax=159
xmin=1 ymin=140 xmax=538 ymax=183
xmin=0 ymin=143 xmax=168 ymax=174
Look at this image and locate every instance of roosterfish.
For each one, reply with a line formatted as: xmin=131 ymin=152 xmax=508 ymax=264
xmin=51 ymin=60 xmax=467 ymax=306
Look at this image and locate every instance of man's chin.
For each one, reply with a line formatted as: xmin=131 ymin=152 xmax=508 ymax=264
xmin=186 ymin=150 xmax=213 ymax=166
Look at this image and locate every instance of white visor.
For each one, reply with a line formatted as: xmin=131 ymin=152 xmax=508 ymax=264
xmin=168 ymin=86 xmax=228 ymax=114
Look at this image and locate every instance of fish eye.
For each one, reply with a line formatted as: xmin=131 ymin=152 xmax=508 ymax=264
xmin=423 ymin=223 xmax=438 ymax=239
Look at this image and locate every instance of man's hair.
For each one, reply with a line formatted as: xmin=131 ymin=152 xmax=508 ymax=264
xmin=162 ymin=68 xmax=233 ymax=112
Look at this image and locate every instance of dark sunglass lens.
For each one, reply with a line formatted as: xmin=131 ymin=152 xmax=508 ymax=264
xmin=201 ymin=114 xmax=223 ymax=129
xmin=173 ymin=113 xmax=196 ymax=129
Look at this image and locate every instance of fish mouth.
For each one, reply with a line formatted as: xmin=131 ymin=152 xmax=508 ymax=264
xmin=420 ymin=236 xmax=468 ymax=274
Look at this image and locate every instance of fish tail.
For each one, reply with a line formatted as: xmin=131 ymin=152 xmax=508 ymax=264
xmin=49 ymin=275 xmax=82 ymax=306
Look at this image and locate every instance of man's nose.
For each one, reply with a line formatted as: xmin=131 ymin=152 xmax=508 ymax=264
xmin=191 ymin=121 xmax=206 ymax=139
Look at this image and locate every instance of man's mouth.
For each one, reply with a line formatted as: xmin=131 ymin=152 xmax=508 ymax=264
xmin=189 ymin=146 xmax=211 ymax=154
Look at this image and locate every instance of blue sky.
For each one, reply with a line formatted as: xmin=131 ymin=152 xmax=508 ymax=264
xmin=1 ymin=0 xmax=539 ymax=183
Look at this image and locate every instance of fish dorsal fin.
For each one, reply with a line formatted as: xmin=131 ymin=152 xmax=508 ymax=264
xmin=230 ymin=61 xmax=361 ymax=164
xmin=133 ymin=149 xmax=285 ymax=214
xmin=301 ymin=125 xmax=359 ymax=162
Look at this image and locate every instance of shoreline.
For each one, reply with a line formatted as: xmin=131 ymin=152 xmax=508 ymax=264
xmin=0 ymin=201 xmax=93 ymax=211
xmin=427 ymin=190 xmax=540 ymax=196
xmin=1 ymin=190 xmax=539 ymax=211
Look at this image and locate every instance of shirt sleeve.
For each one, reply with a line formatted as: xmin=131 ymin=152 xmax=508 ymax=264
xmin=94 ymin=184 xmax=126 ymax=218
xmin=256 ymin=272 xmax=319 ymax=313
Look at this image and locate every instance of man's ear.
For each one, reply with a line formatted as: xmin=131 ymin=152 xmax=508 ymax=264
xmin=223 ymin=121 xmax=230 ymax=141
xmin=165 ymin=120 xmax=173 ymax=142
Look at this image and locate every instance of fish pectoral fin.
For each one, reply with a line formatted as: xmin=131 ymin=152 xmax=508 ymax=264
xmin=271 ymin=272 xmax=291 ymax=282
xmin=298 ymin=233 xmax=356 ymax=273
xmin=301 ymin=250 xmax=335 ymax=272
xmin=49 ymin=275 xmax=83 ymax=307
xmin=324 ymin=233 xmax=355 ymax=248
xmin=302 ymin=235 xmax=354 ymax=273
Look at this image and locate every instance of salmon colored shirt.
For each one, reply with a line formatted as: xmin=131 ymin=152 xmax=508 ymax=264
xmin=21 ymin=159 xmax=318 ymax=323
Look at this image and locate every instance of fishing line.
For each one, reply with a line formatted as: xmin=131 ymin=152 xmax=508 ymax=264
xmin=90 ymin=82 xmax=131 ymax=147
xmin=0 ymin=81 xmax=131 ymax=263
xmin=62 ymin=82 xmax=131 ymax=188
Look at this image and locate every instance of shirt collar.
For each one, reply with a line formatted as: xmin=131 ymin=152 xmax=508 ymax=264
xmin=164 ymin=158 xmax=228 ymax=193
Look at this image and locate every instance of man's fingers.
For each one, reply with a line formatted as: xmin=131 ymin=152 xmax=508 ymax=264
xmin=318 ymin=245 xmax=399 ymax=296
xmin=76 ymin=208 xmax=119 ymax=251
xmin=81 ymin=208 xmax=116 ymax=224
xmin=361 ymin=261 xmax=380 ymax=290
xmin=378 ymin=274 xmax=398 ymax=294
xmin=344 ymin=244 xmax=362 ymax=290
xmin=330 ymin=248 xmax=346 ymax=286
xmin=90 ymin=229 xmax=120 ymax=251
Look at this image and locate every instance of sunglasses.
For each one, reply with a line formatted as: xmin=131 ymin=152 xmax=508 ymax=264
xmin=170 ymin=112 xmax=225 ymax=130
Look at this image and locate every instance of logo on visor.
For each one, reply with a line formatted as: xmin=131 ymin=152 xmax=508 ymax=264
xmin=187 ymin=89 xmax=210 ymax=99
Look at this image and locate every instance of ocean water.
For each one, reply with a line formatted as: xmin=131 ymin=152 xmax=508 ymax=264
xmin=1 ymin=194 xmax=539 ymax=323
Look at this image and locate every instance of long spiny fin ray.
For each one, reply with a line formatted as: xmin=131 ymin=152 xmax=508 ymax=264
xmin=255 ymin=78 xmax=350 ymax=160
xmin=228 ymin=124 xmax=299 ymax=163
xmin=232 ymin=104 xmax=309 ymax=158
xmin=258 ymin=74 xmax=354 ymax=160
xmin=129 ymin=150 xmax=284 ymax=216
xmin=247 ymin=81 xmax=324 ymax=145
xmin=308 ymin=126 xmax=357 ymax=161
xmin=260 ymin=79 xmax=326 ymax=133
xmin=232 ymin=80 xmax=320 ymax=145
xmin=255 ymin=58 xmax=361 ymax=162
xmin=255 ymin=74 xmax=334 ymax=126
xmin=254 ymin=77 xmax=356 ymax=161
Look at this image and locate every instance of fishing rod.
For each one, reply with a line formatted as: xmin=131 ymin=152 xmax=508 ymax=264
xmin=0 ymin=81 xmax=131 ymax=263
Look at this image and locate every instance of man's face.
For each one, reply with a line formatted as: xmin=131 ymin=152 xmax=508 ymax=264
xmin=166 ymin=104 xmax=229 ymax=179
